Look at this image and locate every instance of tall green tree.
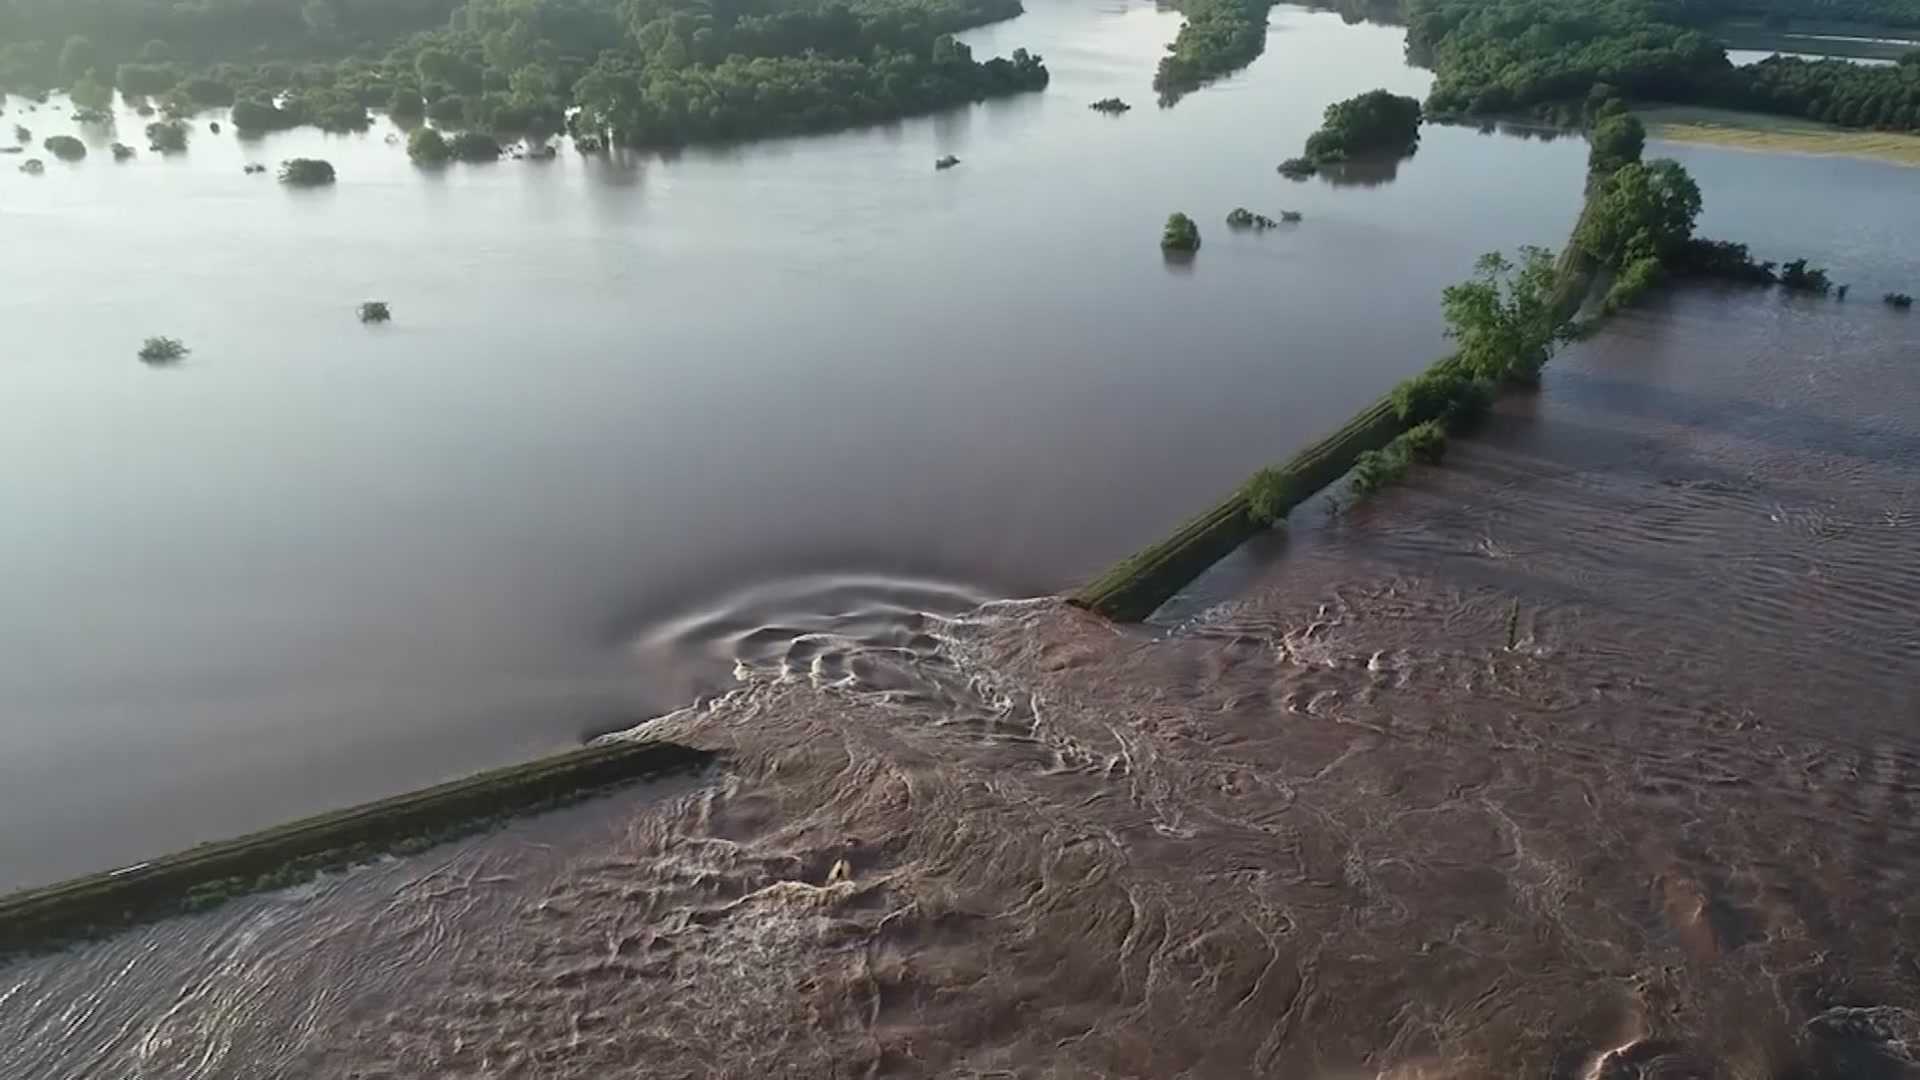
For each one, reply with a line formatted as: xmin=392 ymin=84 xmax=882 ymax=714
xmin=1575 ymin=158 xmax=1702 ymax=267
xmin=1441 ymin=246 xmax=1564 ymax=380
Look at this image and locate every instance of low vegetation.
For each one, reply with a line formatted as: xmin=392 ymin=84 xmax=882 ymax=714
xmin=1777 ymin=257 xmax=1834 ymax=295
xmin=41 ymin=133 xmax=83 ymax=160
xmin=277 ymin=157 xmax=335 ymax=185
xmin=1090 ymin=97 xmax=1131 ymax=113
xmin=406 ymin=127 xmax=449 ymax=164
xmin=1161 ymin=211 xmax=1202 ymax=252
xmin=144 ymin=119 xmax=186 ymax=152
xmin=137 ymin=336 xmax=188 ymax=364
xmin=1226 ymin=207 xmax=1279 ymax=229
xmin=109 ymin=141 xmax=134 ymax=160
xmin=1887 ymin=292 xmax=1915 ymax=308
xmin=447 ymin=131 xmax=502 ymax=162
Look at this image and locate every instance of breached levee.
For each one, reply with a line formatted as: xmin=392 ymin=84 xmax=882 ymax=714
xmin=1072 ymin=194 xmax=1602 ymax=623
xmin=0 ymin=739 xmax=714 ymax=956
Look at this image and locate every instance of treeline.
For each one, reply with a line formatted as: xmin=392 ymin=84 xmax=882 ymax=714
xmin=1153 ymin=0 xmax=1278 ymax=102
xmin=0 ymin=0 xmax=1047 ymax=148
xmin=1408 ymin=0 xmax=1920 ymax=133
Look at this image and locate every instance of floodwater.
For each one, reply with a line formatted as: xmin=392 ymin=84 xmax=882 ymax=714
xmin=8 ymin=2 xmax=1920 ymax=1074
xmin=5 ymin=279 xmax=1919 ymax=1077
xmin=0 ymin=0 xmax=1605 ymax=890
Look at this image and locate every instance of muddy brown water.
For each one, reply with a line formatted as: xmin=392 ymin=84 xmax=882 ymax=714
xmin=5 ymin=285 xmax=1918 ymax=1077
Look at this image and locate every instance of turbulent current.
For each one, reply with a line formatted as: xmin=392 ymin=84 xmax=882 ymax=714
xmin=4 ymin=287 xmax=1920 ymax=1078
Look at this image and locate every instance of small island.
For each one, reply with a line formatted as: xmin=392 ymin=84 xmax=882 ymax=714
xmin=42 ymin=134 xmax=85 ymax=161
xmin=1090 ymin=97 xmax=1131 ymax=114
xmin=137 ymin=336 xmax=189 ymax=364
xmin=1280 ymin=89 xmax=1423 ymax=180
xmin=278 ymin=158 xmax=336 ymax=186
xmin=935 ymin=154 xmax=961 ymax=170
xmin=1161 ymin=212 xmax=1201 ymax=253
xmin=358 ymin=301 xmax=392 ymax=324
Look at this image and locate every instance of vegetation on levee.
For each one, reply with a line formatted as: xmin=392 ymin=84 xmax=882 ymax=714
xmin=1408 ymin=0 xmax=1920 ymax=136
xmin=41 ymin=133 xmax=84 ymax=160
xmin=278 ymin=157 xmax=336 ymax=185
xmin=1154 ymin=0 xmax=1279 ymax=103
xmin=359 ymin=301 xmax=392 ymax=324
xmin=137 ymin=336 xmax=188 ymax=364
xmin=1636 ymin=105 xmax=1920 ymax=166
xmin=145 ymin=119 xmax=187 ymax=152
xmin=1888 ymin=292 xmax=1916 ymax=308
xmin=1162 ymin=212 xmax=1202 ymax=252
xmin=0 ymin=0 xmax=1050 ymax=150
xmin=1090 ymin=97 xmax=1132 ymax=113
xmin=0 ymin=740 xmax=714 ymax=957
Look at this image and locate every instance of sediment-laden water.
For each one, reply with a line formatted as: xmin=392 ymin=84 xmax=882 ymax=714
xmin=6 ymin=285 xmax=1918 ymax=1077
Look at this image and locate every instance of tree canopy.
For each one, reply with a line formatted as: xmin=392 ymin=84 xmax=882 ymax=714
xmin=1302 ymin=89 xmax=1423 ymax=162
xmin=0 ymin=0 xmax=1051 ymax=150
xmin=1575 ymin=158 xmax=1703 ymax=267
xmin=1154 ymin=0 xmax=1278 ymax=104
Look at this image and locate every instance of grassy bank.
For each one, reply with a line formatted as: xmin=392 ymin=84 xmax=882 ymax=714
xmin=0 ymin=739 xmax=714 ymax=957
xmin=1638 ymin=104 xmax=1920 ymax=166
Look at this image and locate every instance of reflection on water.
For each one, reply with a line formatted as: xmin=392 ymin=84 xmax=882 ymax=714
xmin=0 ymin=0 xmax=1597 ymax=890
xmin=5 ymin=286 xmax=1919 ymax=1077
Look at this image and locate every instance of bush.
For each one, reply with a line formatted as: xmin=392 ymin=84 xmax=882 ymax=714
xmin=1226 ymin=207 xmax=1277 ymax=229
xmin=1161 ymin=212 xmax=1201 ymax=253
xmin=145 ymin=120 xmax=187 ymax=152
xmin=1245 ymin=467 xmax=1298 ymax=526
xmin=1778 ymin=258 xmax=1832 ymax=295
xmin=42 ymin=134 xmax=84 ymax=160
xmin=110 ymin=142 xmax=134 ymax=160
xmin=1277 ymin=156 xmax=1316 ymax=179
xmin=358 ymin=301 xmax=391 ymax=323
xmin=1392 ymin=365 xmax=1494 ymax=430
xmin=446 ymin=131 xmax=501 ymax=162
xmin=1400 ymin=420 xmax=1448 ymax=464
xmin=1886 ymin=292 xmax=1914 ymax=309
xmin=1349 ymin=444 xmax=1409 ymax=496
xmin=137 ymin=336 xmax=188 ymax=363
xmin=278 ymin=158 xmax=336 ymax=185
xmin=1602 ymin=255 xmax=1664 ymax=313
xmin=407 ymin=127 xmax=449 ymax=163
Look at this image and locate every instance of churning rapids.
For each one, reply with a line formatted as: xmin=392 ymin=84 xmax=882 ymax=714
xmin=4 ymin=287 xmax=1920 ymax=1077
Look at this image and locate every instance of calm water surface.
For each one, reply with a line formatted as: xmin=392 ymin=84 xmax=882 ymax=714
xmin=0 ymin=0 xmax=1602 ymax=889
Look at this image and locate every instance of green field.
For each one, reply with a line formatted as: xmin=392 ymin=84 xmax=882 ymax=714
xmin=1638 ymin=105 xmax=1920 ymax=166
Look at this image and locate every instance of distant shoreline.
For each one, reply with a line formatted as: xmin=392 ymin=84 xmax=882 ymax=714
xmin=1638 ymin=104 xmax=1920 ymax=167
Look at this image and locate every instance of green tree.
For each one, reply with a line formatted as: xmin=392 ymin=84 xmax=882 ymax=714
xmin=58 ymin=35 xmax=95 ymax=84
xmin=407 ymin=126 xmax=450 ymax=162
xmin=278 ymin=157 xmax=337 ymax=185
xmin=1161 ymin=212 xmax=1201 ymax=252
xmin=43 ymin=134 xmax=86 ymax=160
xmin=1587 ymin=113 xmax=1644 ymax=175
xmin=69 ymin=74 xmax=113 ymax=111
xmin=1441 ymin=246 xmax=1564 ymax=381
xmin=1575 ymin=158 xmax=1702 ymax=267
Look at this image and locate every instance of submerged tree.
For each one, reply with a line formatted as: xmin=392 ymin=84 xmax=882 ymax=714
xmin=358 ymin=301 xmax=391 ymax=323
xmin=1161 ymin=212 xmax=1201 ymax=253
xmin=445 ymin=131 xmax=501 ymax=162
xmin=137 ymin=336 xmax=188 ymax=364
xmin=42 ymin=133 xmax=84 ymax=160
xmin=406 ymin=126 xmax=449 ymax=163
xmin=145 ymin=119 xmax=187 ymax=152
xmin=278 ymin=157 xmax=336 ymax=185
